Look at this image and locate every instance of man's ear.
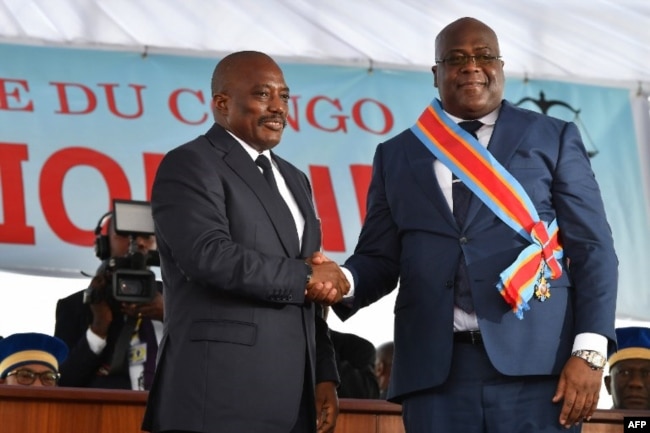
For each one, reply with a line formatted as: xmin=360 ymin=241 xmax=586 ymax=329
xmin=604 ymin=375 xmax=612 ymax=395
xmin=213 ymin=93 xmax=228 ymax=115
xmin=431 ymin=65 xmax=439 ymax=89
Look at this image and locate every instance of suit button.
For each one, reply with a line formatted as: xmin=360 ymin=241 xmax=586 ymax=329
xmin=445 ymin=280 xmax=454 ymax=288
xmin=459 ymin=236 xmax=468 ymax=244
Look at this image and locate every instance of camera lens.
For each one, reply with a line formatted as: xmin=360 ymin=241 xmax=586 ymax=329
xmin=117 ymin=277 xmax=144 ymax=295
xmin=112 ymin=269 xmax=156 ymax=303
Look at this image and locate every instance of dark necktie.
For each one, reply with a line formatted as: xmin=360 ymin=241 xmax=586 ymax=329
xmin=452 ymin=120 xmax=483 ymax=313
xmin=256 ymin=154 xmax=282 ymax=196
xmin=255 ymin=154 xmax=300 ymax=251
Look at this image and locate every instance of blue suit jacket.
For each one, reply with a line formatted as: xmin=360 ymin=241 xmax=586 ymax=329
xmin=142 ymin=124 xmax=338 ymax=433
xmin=337 ymin=101 xmax=618 ymax=403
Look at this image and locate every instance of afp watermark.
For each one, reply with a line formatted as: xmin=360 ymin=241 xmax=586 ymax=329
xmin=625 ymin=417 xmax=650 ymax=432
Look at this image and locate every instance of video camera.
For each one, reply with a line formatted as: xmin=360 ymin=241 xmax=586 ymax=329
xmin=84 ymin=199 xmax=159 ymax=305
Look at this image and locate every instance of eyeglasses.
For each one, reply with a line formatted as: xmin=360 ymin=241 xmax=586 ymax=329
xmin=6 ymin=368 xmax=60 ymax=386
xmin=436 ymin=54 xmax=502 ymax=67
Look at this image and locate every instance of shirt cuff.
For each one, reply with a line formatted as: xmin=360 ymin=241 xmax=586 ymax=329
xmin=86 ymin=327 xmax=108 ymax=355
xmin=341 ymin=266 xmax=355 ymax=298
xmin=572 ymin=332 xmax=608 ymax=355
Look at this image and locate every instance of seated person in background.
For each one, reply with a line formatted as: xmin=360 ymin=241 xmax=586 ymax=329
xmin=324 ymin=307 xmax=379 ymax=399
xmin=0 ymin=332 xmax=68 ymax=387
xmin=374 ymin=341 xmax=394 ymax=400
xmin=54 ymin=211 xmax=163 ymax=390
xmin=605 ymin=326 xmax=650 ymax=410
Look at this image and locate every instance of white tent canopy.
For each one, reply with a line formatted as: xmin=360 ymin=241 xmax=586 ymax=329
xmin=1 ymin=0 xmax=649 ymax=89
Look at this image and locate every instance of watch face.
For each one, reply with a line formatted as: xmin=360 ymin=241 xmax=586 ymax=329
xmin=591 ymin=352 xmax=606 ymax=367
xmin=572 ymin=350 xmax=606 ymax=369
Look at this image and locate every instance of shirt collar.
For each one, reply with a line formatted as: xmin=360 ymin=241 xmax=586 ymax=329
xmin=225 ymin=130 xmax=273 ymax=162
xmin=444 ymin=104 xmax=500 ymax=126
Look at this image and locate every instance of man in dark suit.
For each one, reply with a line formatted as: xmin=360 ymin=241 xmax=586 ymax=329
xmin=141 ymin=51 xmax=349 ymax=433
xmin=325 ymin=17 xmax=618 ymax=433
xmin=55 ymin=212 xmax=162 ymax=390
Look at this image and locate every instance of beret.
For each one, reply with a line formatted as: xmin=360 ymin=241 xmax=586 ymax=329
xmin=608 ymin=327 xmax=650 ymax=367
xmin=0 ymin=332 xmax=68 ymax=378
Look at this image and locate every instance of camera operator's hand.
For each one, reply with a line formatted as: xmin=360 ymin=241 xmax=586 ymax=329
xmin=88 ymin=273 xmax=113 ymax=339
xmin=121 ymin=291 xmax=164 ymax=322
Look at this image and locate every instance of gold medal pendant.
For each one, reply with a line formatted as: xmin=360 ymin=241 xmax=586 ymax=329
xmin=534 ymin=275 xmax=551 ymax=302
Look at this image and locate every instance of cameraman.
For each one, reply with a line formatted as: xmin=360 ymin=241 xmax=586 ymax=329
xmin=54 ymin=211 xmax=163 ymax=390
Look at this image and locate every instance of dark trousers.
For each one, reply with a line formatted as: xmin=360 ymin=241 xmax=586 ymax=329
xmin=161 ymin=355 xmax=314 ymax=433
xmin=290 ymin=355 xmax=316 ymax=433
xmin=401 ymin=342 xmax=582 ymax=433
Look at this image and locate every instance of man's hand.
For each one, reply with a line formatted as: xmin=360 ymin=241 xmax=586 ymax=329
xmin=315 ymin=381 xmax=339 ymax=433
xmin=121 ymin=291 xmax=164 ymax=322
xmin=553 ymin=355 xmax=603 ymax=427
xmin=310 ymin=251 xmax=329 ymax=266
xmin=305 ymin=252 xmax=350 ymax=305
xmin=88 ymin=274 xmax=113 ymax=338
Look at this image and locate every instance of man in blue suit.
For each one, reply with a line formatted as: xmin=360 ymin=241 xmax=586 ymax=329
xmin=328 ymin=17 xmax=618 ymax=433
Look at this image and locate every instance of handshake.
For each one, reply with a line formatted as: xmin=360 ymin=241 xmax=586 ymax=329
xmin=304 ymin=252 xmax=350 ymax=306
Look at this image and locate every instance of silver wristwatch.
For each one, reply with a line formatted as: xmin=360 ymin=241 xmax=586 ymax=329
xmin=571 ymin=350 xmax=606 ymax=370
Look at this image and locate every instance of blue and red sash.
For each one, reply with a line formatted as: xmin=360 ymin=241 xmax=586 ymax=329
xmin=410 ymin=99 xmax=563 ymax=319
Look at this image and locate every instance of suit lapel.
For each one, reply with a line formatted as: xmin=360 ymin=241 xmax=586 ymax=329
xmin=206 ymin=125 xmax=300 ymax=258
xmin=405 ymin=131 xmax=458 ymax=228
xmin=273 ymin=154 xmax=319 ymax=258
xmin=485 ymin=102 xmax=527 ymax=164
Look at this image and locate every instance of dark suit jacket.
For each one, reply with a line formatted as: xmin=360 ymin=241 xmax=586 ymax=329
xmin=54 ymin=287 xmax=161 ymax=389
xmin=142 ymin=124 xmax=339 ymax=433
xmin=337 ymin=101 xmax=618 ymax=403
xmin=330 ymin=330 xmax=379 ymax=399
xmin=54 ymin=290 xmax=132 ymax=389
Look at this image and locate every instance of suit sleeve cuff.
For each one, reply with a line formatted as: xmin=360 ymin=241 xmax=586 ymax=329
xmin=572 ymin=332 xmax=608 ymax=355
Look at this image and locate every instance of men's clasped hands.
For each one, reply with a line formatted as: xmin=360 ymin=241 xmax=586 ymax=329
xmin=305 ymin=252 xmax=349 ymax=305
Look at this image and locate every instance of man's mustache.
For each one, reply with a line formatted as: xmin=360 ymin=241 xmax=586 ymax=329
xmin=258 ymin=116 xmax=287 ymax=128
